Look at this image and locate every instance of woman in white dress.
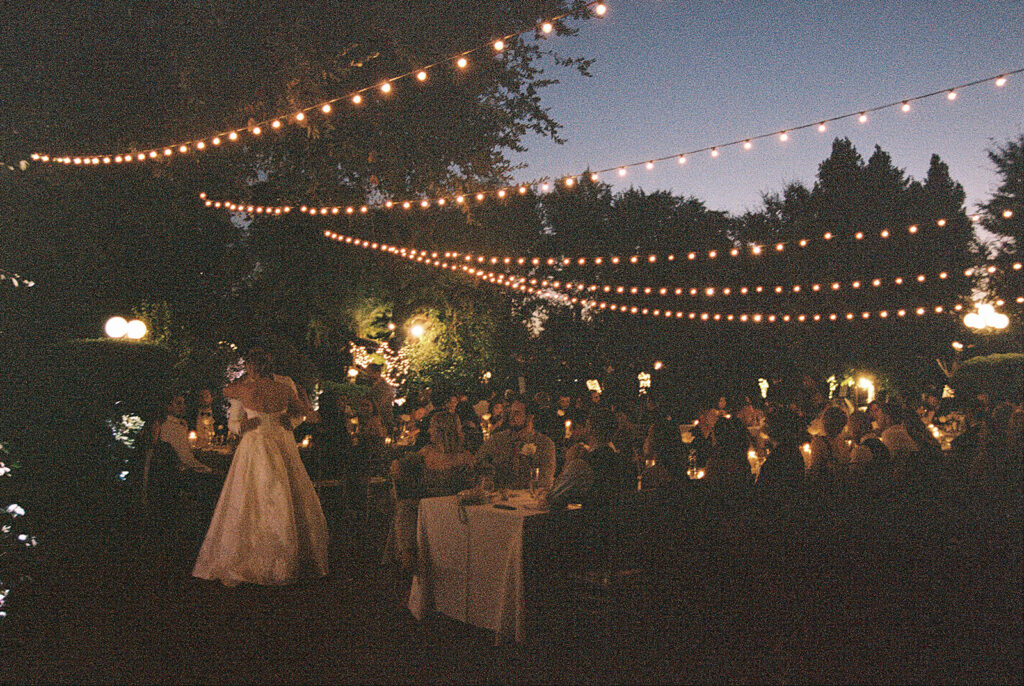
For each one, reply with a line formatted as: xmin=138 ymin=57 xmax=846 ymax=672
xmin=193 ymin=349 xmax=329 ymax=586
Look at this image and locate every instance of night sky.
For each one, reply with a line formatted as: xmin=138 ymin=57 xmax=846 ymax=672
xmin=513 ymin=0 xmax=1024 ymax=219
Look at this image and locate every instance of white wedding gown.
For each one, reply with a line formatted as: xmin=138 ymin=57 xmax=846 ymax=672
xmin=193 ymin=407 xmax=329 ymax=586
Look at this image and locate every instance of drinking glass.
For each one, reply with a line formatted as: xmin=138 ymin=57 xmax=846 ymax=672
xmin=529 ymin=466 xmax=541 ymax=498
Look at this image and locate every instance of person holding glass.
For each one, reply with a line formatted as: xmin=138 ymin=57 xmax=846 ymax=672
xmin=389 ymin=411 xmax=476 ymax=571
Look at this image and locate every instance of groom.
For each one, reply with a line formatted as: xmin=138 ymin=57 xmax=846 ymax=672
xmin=227 ymin=346 xmax=314 ymax=436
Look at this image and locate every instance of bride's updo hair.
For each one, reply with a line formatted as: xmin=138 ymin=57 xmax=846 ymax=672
xmin=244 ymin=346 xmax=272 ymax=377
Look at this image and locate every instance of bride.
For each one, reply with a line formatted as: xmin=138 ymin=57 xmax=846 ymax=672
xmin=193 ymin=348 xmax=329 ymax=586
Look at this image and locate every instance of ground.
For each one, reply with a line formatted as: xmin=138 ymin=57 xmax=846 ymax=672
xmin=1 ymin=484 xmax=1021 ymax=684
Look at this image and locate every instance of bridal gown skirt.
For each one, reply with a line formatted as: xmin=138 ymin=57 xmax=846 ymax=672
xmin=193 ymin=421 xmax=329 ymax=585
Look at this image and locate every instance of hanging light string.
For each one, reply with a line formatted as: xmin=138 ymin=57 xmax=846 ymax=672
xmin=494 ymin=265 xmax=1022 ymax=300
xmin=575 ymin=67 xmax=1022 ymax=183
xmin=320 ymin=228 xmax=963 ymax=323
xmin=29 ymin=3 xmax=609 ymax=167
xmin=222 ymin=201 xmax=946 ymax=262
xmin=193 ymin=66 xmax=1019 ymax=209
xmin=0 ymin=269 xmax=35 ymax=288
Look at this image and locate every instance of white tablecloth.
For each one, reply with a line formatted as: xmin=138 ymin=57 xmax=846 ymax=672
xmin=408 ymin=491 xmax=548 ymax=643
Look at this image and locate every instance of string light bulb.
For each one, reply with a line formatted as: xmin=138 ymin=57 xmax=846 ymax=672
xmin=996 ymin=75 xmax=1007 ymax=87
xmin=858 ymin=112 xmax=868 ymax=123
xmin=416 ymin=71 xmax=428 ymax=82
xmin=947 ymin=90 xmax=957 ymax=100
xmin=493 ymin=39 xmax=505 ymax=51
xmin=901 ymin=101 xmax=911 ymax=112
xmin=321 ymin=103 xmax=332 ymax=114
xmin=456 ymin=56 xmax=468 ymax=69
xmin=594 ymin=3 xmax=607 ymax=16
xmin=541 ymin=22 xmax=553 ymax=33
xmin=351 ymin=94 xmax=362 ymax=105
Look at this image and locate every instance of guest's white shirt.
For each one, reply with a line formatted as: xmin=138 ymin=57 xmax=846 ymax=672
xmin=159 ymin=415 xmax=211 ymax=472
xmin=227 ymin=374 xmax=299 ymax=434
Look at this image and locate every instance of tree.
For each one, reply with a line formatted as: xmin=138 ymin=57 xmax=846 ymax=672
xmin=978 ymin=135 xmax=1024 ymax=335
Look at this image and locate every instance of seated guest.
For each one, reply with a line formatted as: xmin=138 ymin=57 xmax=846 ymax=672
xmin=476 ymin=398 xmax=556 ymax=490
xmin=547 ymin=407 xmax=633 ymax=508
xmin=756 ymin=408 xmax=806 ymax=506
xmin=847 ymin=410 xmax=892 ymax=492
xmin=158 ymin=394 xmax=214 ymax=474
xmin=455 ymin=400 xmax=484 ymax=453
xmin=690 ymin=401 xmax=720 ymax=468
xmin=951 ymin=400 xmax=986 ymax=480
xmin=639 ymin=418 xmax=686 ymax=488
xmin=390 ymin=411 xmax=476 ymax=570
xmin=704 ymin=415 xmax=753 ymax=500
xmin=807 ymin=406 xmax=850 ymax=489
xmin=876 ymin=402 xmax=917 ymax=455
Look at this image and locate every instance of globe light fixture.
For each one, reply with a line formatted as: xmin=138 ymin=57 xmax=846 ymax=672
xmin=125 ymin=319 xmax=147 ymax=340
xmin=964 ymin=303 xmax=1010 ymax=330
xmin=105 ymin=316 xmax=129 ymax=338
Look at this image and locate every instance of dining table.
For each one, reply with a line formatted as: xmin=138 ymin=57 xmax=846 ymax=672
xmin=407 ymin=490 xmax=550 ymax=644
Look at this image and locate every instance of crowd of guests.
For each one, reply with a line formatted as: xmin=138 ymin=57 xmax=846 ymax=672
xmin=376 ymin=376 xmax=1023 ymax=571
xmin=135 ymin=361 xmax=1023 ymax=573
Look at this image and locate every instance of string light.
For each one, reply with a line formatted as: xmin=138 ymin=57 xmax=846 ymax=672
xmin=202 ymin=195 xmax=955 ymax=264
xmin=30 ymin=2 xmax=609 ymax=166
xmin=321 ymin=227 xmax=965 ymax=324
xmin=501 ymin=269 xmax=974 ymax=303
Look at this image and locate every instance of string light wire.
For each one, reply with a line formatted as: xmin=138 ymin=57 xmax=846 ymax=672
xmin=320 ymin=228 xmax=967 ymax=323
xmin=190 ymin=66 xmax=1020 ymax=206
xmin=30 ymin=2 xmax=609 ymax=166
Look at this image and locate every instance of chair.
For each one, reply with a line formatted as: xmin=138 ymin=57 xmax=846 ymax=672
xmin=542 ymin=491 xmax=657 ymax=637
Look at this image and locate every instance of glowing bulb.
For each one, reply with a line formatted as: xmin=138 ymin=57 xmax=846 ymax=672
xmin=493 ymin=39 xmax=505 ymax=51
xmin=947 ymin=90 xmax=957 ymax=100
xmin=995 ymin=75 xmax=1007 ymax=87
xmin=594 ymin=3 xmax=607 ymax=16
xmin=590 ymin=173 xmax=599 ymax=182
xmin=296 ymin=112 xmax=306 ymax=121
xmin=352 ymin=94 xmax=362 ymax=105
xmin=252 ymin=126 xmax=261 ymax=136
xmin=196 ymin=141 xmax=206 ymax=149
xmin=901 ymin=101 xmax=911 ymax=112
xmin=1002 ymin=209 xmax=1013 ymax=219
xmin=321 ymin=103 xmax=332 ymax=114
xmin=497 ymin=189 xmax=506 ymax=198
xmin=565 ymin=177 xmax=575 ymax=187
xmin=618 ymin=167 xmax=627 ymax=176
xmin=228 ymin=131 xmax=238 ymax=141
xmin=178 ymin=145 xmax=187 ymax=154
xmin=678 ymin=155 xmax=686 ymax=164
xmin=541 ymin=22 xmax=553 ymax=33
xmin=271 ymin=119 xmax=281 ymax=129
xmin=743 ymin=140 xmax=752 ymax=150
xmin=858 ymin=112 xmax=867 ymax=123
xmin=149 ymin=151 xmax=158 ymax=158
xmin=105 ymin=316 xmax=129 ymax=338
xmin=212 ymin=137 xmax=221 ymax=146
xmin=779 ymin=131 xmax=788 ymax=142
xmin=416 ymin=70 xmax=428 ymax=81
xmin=126 ymin=319 xmax=147 ymax=340
xmin=710 ymin=148 xmax=719 ymax=157
xmin=456 ymin=56 xmax=468 ymax=69
xmin=476 ymin=193 xmax=484 ymax=201
xmin=817 ymin=122 xmax=827 ymax=132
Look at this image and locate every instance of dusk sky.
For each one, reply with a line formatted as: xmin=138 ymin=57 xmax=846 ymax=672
xmin=513 ymin=0 xmax=1024 ymax=218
